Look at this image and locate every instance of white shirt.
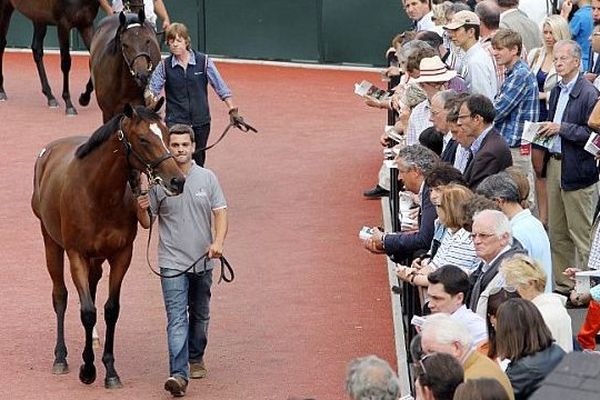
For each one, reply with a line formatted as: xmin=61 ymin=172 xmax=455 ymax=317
xmin=462 ymin=41 xmax=498 ymax=100
xmin=531 ymin=293 xmax=573 ymax=352
xmin=451 ymin=305 xmax=488 ymax=345
xmin=406 ymin=100 xmax=433 ymax=146
xmin=519 ymin=0 xmax=552 ymax=27
xmin=112 ymin=0 xmax=157 ymax=27
xmin=417 ymin=11 xmax=436 ymax=32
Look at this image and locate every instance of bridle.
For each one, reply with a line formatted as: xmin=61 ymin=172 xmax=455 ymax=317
xmin=117 ymin=117 xmax=174 ymax=182
xmin=120 ymin=22 xmax=154 ymax=78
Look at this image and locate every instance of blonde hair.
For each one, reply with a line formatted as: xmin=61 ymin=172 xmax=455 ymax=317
xmin=500 ymin=254 xmax=547 ymax=293
xmin=438 ymin=183 xmax=473 ymax=230
xmin=542 ymin=15 xmax=571 ymax=44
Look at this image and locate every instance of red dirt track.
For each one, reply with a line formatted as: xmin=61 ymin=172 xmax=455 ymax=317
xmin=0 ymin=52 xmax=394 ymax=399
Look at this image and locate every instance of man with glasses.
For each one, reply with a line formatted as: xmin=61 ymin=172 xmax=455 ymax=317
xmin=444 ymin=10 xmax=498 ymax=99
xmin=457 ymin=94 xmax=512 ymax=189
xmin=537 ymin=39 xmax=600 ymax=296
xmin=467 ymin=209 xmax=525 ymax=318
xmin=477 ymin=172 xmax=553 ymax=293
xmin=420 ymin=314 xmax=514 ymax=400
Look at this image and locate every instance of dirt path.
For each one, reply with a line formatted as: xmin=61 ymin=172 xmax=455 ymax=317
xmin=0 ymin=52 xmax=394 ymax=400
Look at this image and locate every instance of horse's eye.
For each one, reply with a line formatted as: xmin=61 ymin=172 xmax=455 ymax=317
xmin=139 ymin=137 xmax=150 ymax=145
xmin=122 ymin=43 xmax=129 ymax=50
xmin=145 ymin=39 xmax=151 ymax=46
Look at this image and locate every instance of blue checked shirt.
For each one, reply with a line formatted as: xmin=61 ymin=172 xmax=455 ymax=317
xmin=494 ymin=59 xmax=539 ymax=147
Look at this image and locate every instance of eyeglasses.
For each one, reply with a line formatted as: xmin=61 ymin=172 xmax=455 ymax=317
xmin=424 ymin=81 xmax=446 ymax=90
xmin=457 ymin=113 xmax=473 ymax=120
xmin=469 ymin=232 xmax=496 ymax=240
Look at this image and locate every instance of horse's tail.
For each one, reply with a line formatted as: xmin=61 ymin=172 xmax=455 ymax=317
xmin=79 ymin=77 xmax=94 ymax=107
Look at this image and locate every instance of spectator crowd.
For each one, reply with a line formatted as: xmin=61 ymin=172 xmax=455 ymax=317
xmin=349 ymin=1 xmax=600 ymax=400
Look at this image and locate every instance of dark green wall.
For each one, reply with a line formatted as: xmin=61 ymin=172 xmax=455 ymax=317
xmin=6 ymin=1 xmax=411 ymax=67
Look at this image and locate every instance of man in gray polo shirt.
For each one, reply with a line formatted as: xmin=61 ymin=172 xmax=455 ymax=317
xmin=138 ymin=124 xmax=228 ymax=397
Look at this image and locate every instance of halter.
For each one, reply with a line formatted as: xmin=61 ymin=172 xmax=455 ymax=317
xmin=117 ymin=117 xmax=174 ymax=182
xmin=120 ymin=22 xmax=153 ymax=77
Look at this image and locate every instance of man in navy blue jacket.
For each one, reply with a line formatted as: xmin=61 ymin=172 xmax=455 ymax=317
xmin=365 ymin=144 xmax=439 ymax=262
xmin=538 ymin=39 xmax=600 ymax=295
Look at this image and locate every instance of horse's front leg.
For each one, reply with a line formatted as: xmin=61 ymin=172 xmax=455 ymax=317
xmin=103 ymin=248 xmax=133 ymax=389
xmin=0 ymin=1 xmax=15 ymax=101
xmin=57 ymin=24 xmax=76 ymax=115
xmin=31 ymin=23 xmax=59 ymax=108
xmin=67 ymin=251 xmax=97 ymax=384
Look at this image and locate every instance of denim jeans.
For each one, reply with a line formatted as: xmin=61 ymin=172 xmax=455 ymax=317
xmin=161 ymin=269 xmax=212 ymax=380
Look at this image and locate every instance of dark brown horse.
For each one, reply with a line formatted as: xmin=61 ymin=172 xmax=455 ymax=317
xmin=80 ymin=9 xmax=161 ymax=122
xmin=31 ymin=101 xmax=185 ymax=388
xmin=0 ymin=0 xmax=99 ymax=114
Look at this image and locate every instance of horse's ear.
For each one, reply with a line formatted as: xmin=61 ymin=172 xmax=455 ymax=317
xmin=153 ymin=97 xmax=165 ymax=113
xmin=123 ymin=104 xmax=134 ymax=118
xmin=119 ymin=11 xmax=127 ymax=27
xmin=138 ymin=8 xmax=145 ymax=25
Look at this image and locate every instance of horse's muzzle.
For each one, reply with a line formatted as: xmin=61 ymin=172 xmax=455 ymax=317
xmin=170 ymin=177 xmax=185 ymax=195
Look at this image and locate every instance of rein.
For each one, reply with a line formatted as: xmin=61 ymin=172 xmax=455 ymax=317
xmin=144 ymin=198 xmax=235 ymax=282
xmin=196 ymin=119 xmax=258 ymax=152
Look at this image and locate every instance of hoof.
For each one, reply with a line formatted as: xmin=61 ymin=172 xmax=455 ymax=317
xmin=52 ymin=362 xmax=69 ymax=375
xmin=79 ymin=93 xmax=90 ymax=107
xmin=66 ymin=107 xmax=78 ymax=116
xmin=0 ymin=92 xmax=6 ymax=101
xmin=48 ymin=98 xmax=59 ymax=108
xmin=79 ymin=364 xmax=96 ymax=385
xmin=105 ymin=376 xmax=123 ymax=389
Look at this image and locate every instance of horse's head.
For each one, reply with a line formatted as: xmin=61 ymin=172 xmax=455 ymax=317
xmin=118 ymin=11 xmax=161 ymax=87
xmin=120 ymin=101 xmax=185 ymax=196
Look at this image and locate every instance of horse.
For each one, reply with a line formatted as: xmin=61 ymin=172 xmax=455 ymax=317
xmin=31 ymin=100 xmax=185 ymax=388
xmin=79 ymin=8 xmax=161 ymax=123
xmin=0 ymin=0 xmax=99 ymax=115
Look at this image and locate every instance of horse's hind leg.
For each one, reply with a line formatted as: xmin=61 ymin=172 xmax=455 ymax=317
xmin=102 ymin=248 xmax=133 ymax=389
xmin=0 ymin=0 xmax=15 ymax=101
xmin=57 ymin=24 xmax=76 ymax=115
xmin=31 ymin=23 xmax=59 ymax=108
xmin=67 ymin=252 xmax=97 ymax=385
xmin=89 ymin=258 xmax=104 ymax=348
xmin=41 ymin=224 xmax=69 ymax=374
xmin=77 ymin=25 xmax=94 ymax=107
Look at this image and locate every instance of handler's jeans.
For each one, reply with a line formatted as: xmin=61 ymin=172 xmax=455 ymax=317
xmin=161 ymin=269 xmax=212 ymax=380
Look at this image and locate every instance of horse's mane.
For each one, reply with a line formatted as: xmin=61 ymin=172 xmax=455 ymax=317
xmin=74 ymin=106 xmax=161 ymax=159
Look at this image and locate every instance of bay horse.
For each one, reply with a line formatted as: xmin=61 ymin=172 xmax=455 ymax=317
xmin=79 ymin=8 xmax=161 ymax=123
xmin=0 ymin=0 xmax=99 ymax=115
xmin=31 ymin=100 xmax=185 ymax=388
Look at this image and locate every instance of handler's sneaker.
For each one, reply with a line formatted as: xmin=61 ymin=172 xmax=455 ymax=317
xmin=164 ymin=376 xmax=187 ymax=397
xmin=190 ymin=361 xmax=207 ymax=379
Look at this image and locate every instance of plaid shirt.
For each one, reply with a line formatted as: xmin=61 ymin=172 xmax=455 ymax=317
xmin=493 ymin=59 xmax=539 ymax=147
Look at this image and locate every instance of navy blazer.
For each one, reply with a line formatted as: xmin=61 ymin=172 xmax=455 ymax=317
xmin=547 ymin=75 xmax=599 ymax=191
xmin=441 ymin=138 xmax=458 ymax=165
xmin=463 ymin=128 xmax=513 ymax=190
xmin=383 ymin=185 xmax=437 ymax=262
